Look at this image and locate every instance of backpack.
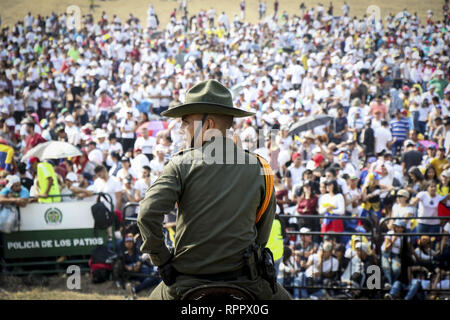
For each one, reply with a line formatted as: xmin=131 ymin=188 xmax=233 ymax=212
xmin=91 ymin=193 xmax=114 ymax=230
xmin=89 ymin=245 xmax=116 ymax=284
xmin=0 ymin=205 xmax=20 ymax=234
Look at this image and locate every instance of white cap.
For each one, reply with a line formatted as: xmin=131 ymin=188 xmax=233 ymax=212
xmin=300 ymin=227 xmax=311 ymax=234
xmin=355 ymin=242 xmax=369 ymax=254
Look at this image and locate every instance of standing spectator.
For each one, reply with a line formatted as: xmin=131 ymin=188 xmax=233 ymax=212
xmin=374 ymin=120 xmax=392 ymax=155
xmin=296 ymin=181 xmax=319 ymax=232
xmin=411 ymin=181 xmax=448 ymax=234
xmin=240 ymin=0 xmax=246 ymax=20
xmin=390 ymin=109 xmax=410 ymax=156
xmin=120 ymin=109 xmax=137 ymax=154
xmin=319 ymin=180 xmax=345 ymax=234
xmin=360 ymin=119 xmax=375 ymax=157
xmin=430 ymin=147 xmax=448 ymax=178
xmin=22 ymin=117 xmax=46 ymax=153
xmin=401 ymin=141 xmax=423 ymax=174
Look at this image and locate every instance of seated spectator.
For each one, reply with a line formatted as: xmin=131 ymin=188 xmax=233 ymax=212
xmin=0 ymin=175 xmax=30 ymax=207
xmin=381 ymin=220 xmax=406 ymax=287
xmin=60 ymin=172 xmax=94 ymax=201
xmin=385 ymin=265 xmax=432 ymax=300
xmin=122 ymin=174 xmax=137 ymax=204
xmin=294 ymin=241 xmax=339 ymax=299
xmin=341 ymin=242 xmax=376 ymax=297
xmin=122 ymin=233 xmax=161 ymax=299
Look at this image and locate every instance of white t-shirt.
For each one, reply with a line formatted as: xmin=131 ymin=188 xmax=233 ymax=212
xmin=417 ymin=191 xmax=447 ymax=225
xmin=382 ymin=230 xmax=402 ymax=255
xmin=287 ymin=165 xmax=305 ymax=187
xmin=374 ymin=126 xmax=392 ymax=154
xmin=135 ymin=178 xmax=152 ymax=199
xmin=392 ymin=203 xmax=415 ymax=229
xmin=120 ymin=119 xmax=135 ymax=139
xmin=134 ymin=136 xmax=156 ymax=155
xmin=93 ymin=175 xmax=122 ymax=211
xmin=305 ymin=253 xmax=339 ymax=278
xmin=150 ymin=158 xmax=165 ymax=176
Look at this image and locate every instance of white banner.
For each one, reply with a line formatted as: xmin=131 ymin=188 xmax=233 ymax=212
xmin=18 ymin=200 xmax=97 ymax=231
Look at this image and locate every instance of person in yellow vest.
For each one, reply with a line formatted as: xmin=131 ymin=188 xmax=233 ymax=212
xmin=32 ymin=158 xmax=61 ymax=203
xmin=266 ymin=214 xmax=286 ymax=281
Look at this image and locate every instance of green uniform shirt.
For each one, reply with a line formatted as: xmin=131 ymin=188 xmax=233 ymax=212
xmin=138 ymin=137 xmax=276 ymax=275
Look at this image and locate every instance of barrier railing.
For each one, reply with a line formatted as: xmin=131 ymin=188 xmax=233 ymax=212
xmin=277 ymin=214 xmax=380 ymax=298
xmin=0 ymin=192 xmax=115 ymax=276
xmin=276 ymin=214 xmax=449 ymax=299
xmin=377 ymin=216 xmax=450 ymax=296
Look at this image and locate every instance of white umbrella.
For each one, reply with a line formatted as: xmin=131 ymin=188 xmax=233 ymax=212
xmin=21 ymin=141 xmax=83 ymax=161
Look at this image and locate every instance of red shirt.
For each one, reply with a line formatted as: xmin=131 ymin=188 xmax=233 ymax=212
xmin=297 ymin=196 xmax=318 ymax=215
xmin=25 ymin=133 xmax=47 ymax=153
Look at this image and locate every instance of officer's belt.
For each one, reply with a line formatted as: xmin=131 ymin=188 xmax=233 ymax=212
xmin=179 ymin=267 xmax=248 ymax=282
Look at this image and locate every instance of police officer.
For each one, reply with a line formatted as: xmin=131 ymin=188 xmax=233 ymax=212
xmin=138 ymin=79 xmax=292 ymax=299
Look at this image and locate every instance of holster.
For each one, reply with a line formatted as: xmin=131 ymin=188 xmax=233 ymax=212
xmin=243 ymin=244 xmax=278 ymax=294
xmin=158 ymin=250 xmax=178 ymax=286
xmin=158 ymin=262 xmax=178 ymax=286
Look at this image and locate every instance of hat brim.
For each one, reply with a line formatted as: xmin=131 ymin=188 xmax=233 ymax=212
xmin=161 ymin=103 xmax=254 ymax=118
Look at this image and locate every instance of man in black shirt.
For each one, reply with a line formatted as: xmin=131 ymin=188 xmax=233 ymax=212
xmin=361 ymin=119 xmax=375 ymax=157
xmin=332 ymin=105 xmax=348 ymax=144
xmin=401 ymin=141 xmax=423 ymax=174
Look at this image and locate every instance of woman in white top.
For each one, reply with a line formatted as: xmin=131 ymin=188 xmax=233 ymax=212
xmin=389 ymin=189 xmax=415 ymax=230
xmin=318 ymin=180 xmax=346 ymax=236
xmin=410 ymin=180 xmax=449 ymax=234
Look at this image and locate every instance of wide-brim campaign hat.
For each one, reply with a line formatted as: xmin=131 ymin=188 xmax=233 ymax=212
xmin=161 ymin=79 xmax=254 ymax=118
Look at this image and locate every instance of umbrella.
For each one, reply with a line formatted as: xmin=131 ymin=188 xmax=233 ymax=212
xmin=136 ymin=120 xmax=169 ymax=137
xmin=21 ymin=141 xmax=82 ymax=161
xmin=288 ymin=114 xmax=334 ymax=136
xmin=418 ymin=140 xmax=439 ymax=150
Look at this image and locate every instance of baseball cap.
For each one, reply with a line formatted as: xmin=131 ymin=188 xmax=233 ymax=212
xmin=300 ymin=227 xmax=311 ymax=234
xmin=393 ymin=220 xmax=407 ymax=228
xmin=397 ymin=189 xmax=410 ymax=198
xmin=291 ymin=152 xmax=301 ymax=161
xmin=323 ymin=242 xmax=333 ymax=252
xmin=355 ymin=242 xmax=369 ymax=254
xmin=313 ymin=153 xmax=324 ymax=167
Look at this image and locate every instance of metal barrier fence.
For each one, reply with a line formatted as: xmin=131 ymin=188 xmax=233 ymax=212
xmin=278 ymin=214 xmax=379 ymax=298
xmin=277 ymin=214 xmax=449 ymax=299
xmin=0 ymin=192 xmax=115 ymax=276
xmin=377 ymin=216 xmax=450 ymax=297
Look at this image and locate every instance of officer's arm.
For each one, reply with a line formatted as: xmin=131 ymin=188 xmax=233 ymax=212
xmin=137 ymin=160 xmax=181 ymax=267
xmin=255 ymin=189 xmax=276 ymax=247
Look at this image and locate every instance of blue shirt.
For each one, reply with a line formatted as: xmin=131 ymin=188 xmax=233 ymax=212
xmin=0 ymin=186 xmax=30 ymax=198
xmin=390 ymin=118 xmax=410 ymax=140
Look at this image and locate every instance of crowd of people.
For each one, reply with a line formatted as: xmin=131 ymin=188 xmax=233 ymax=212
xmin=0 ymin=1 xmax=449 ymax=299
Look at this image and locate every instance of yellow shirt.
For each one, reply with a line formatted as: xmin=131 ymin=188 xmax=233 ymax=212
xmin=266 ymin=219 xmax=284 ymax=261
xmin=37 ymin=162 xmax=61 ymax=203
xmin=430 ymin=157 xmax=448 ymax=177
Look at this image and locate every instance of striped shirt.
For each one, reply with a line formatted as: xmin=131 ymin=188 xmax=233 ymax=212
xmin=390 ymin=118 xmax=410 ymax=140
